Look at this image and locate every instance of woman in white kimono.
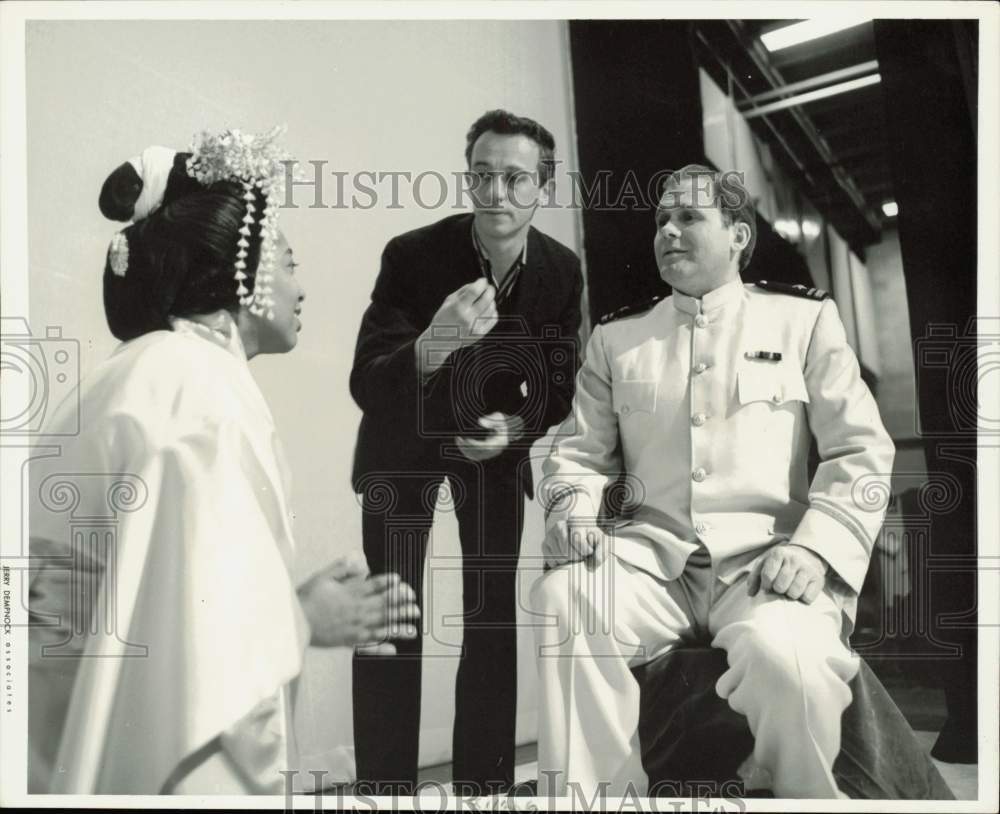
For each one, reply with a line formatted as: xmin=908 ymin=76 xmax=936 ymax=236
xmin=27 ymin=130 xmax=419 ymax=795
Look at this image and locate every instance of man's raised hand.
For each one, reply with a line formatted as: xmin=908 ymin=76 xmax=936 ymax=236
xmin=417 ymin=278 xmax=498 ymax=377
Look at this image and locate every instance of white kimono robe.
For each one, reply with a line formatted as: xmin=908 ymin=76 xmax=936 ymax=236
xmin=28 ymin=315 xmax=311 ymax=795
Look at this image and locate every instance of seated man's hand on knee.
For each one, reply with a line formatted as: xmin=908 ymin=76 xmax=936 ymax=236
xmin=542 ymin=517 xmax=607 ymax=568
xmin=748 ymin=543 xmax=829 ymax=604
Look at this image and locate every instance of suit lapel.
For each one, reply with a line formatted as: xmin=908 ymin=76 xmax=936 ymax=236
xmin=453 ymin=213 xmax=482 ymax=286
xmin=517 ymin=226 xmax=550 ymax=325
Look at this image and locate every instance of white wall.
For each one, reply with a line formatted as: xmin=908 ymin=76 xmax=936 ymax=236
xmin=26 ymin=19 xmax=582 ymax=778
xmin=827 ymin=227 xmax=859 ymax=352
xmin=702 ymin=67 xmax=784 ymax=226
xmin=866 ymin=229 xmax=921 ymax=443
xmin=824 ymin=229 xmax=882 ymax=376
xmin=848 ymin=250 xmax=882 ymax=378
xmin=800 ymin=198 xmax=831 ymax=293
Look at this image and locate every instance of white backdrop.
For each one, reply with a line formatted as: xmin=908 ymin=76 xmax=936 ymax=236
xmin=26 ymin=18 xmax=583 ymax=776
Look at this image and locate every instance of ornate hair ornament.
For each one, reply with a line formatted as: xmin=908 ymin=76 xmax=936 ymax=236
xmin=185 ymin=126 xmax=293 ymax=320
xmin=108 ymin=232 xmax=130 ymax=277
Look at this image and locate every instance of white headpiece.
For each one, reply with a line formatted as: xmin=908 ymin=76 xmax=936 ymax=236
xmin=127 ymin=145 xmax=178 ymax=221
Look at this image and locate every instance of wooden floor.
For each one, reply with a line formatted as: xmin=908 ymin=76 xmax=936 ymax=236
xmin=417 ymin=732 xmax=979 ymax=801
xmin=913 ymin=731 xmax=978 ymax=801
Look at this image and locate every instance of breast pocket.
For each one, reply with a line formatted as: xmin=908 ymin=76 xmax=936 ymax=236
xmin=737 ymin=365 xmax=809 ymax=408
xmin=612 ymin=380 xmax=658 ymax=418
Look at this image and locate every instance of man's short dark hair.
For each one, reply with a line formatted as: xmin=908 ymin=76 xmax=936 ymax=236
xmin=663 ymin=164 xmax=758 ymax=272
xmin=465 ymin=109 xmax=557 ymax=185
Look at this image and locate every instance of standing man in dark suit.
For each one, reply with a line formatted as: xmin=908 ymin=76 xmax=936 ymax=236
xmin=350 ymin=110 xmax=583 ymax=796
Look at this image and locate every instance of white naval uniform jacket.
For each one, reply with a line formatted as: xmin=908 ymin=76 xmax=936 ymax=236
xmin=541 ymin=278 xmax=895 ymax=624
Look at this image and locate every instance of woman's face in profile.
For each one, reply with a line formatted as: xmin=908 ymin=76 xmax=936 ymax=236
xmin=253 ymin=232 xmax=305 ymax=354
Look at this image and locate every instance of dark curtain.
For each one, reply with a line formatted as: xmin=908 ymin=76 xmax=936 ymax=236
xmin=568 ymin=21 xmax=813 ymax=325
xmin=874 ymin=19 xmax=979 ymax=762
xmin=746 ymin=216 xmax=813 ymax=286
xmin=568 ymin=20 xmax=705 ymax=324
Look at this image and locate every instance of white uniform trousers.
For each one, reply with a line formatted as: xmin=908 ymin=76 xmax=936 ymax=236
xmin=530 ymin=548 xmax=859 ymax=799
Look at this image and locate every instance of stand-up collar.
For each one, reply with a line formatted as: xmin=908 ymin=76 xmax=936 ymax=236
xmin=672 ymin=277 xmax=745 ymax=318
xmin=169 ymin=310 xmax=248 ymax=362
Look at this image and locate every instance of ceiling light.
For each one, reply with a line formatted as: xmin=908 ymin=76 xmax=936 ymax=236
xmin=742 ymin=73 xmax=881 ymax=120
xmin=882 ymin=201 xmax=899 ymax=218
xmin=761 ymin=19 xmax=872 ymax=52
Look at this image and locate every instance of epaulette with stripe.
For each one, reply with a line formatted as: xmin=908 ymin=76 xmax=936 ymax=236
xmin=754 ymin=280 xmax=830 ymax=301
xmin=599 ymin=294 xmax=665 ymax=325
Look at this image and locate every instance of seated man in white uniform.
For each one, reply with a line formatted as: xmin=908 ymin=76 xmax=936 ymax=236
xmin=531 ymin=164 xmax=895 ymax=799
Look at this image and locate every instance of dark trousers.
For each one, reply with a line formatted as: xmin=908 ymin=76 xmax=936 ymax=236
xmin=352 ymin=456 xmax=525 ymax=795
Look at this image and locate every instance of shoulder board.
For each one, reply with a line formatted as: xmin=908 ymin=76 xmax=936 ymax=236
xmin=754 ymin=280 xmax=830 ymax=301
xmin=599 ymin=294 xmax=665 ymax=325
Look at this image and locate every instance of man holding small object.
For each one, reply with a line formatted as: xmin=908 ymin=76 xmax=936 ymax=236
xmin=531 ymin=164 xmax=895 ymax=799
xmin=350 ymin=110 xmax=583 ymax=794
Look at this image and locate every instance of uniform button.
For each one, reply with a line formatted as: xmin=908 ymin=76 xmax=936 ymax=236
xmin=694 ymin=314 xmax=708 ymax=328
xmin=621 ymin=404 xmax=631 ymax=415
xmin=693 ymin=362 xmax=708 ymax=374
xmin=692 ymin=413 xmax=706 ymax=427
xmin=692 ymin=467 xmax=707 ymax=482
xmin=771 ymin=393 xmax=782 ymax=404
xmin=695 ymin=521 xmax=708 ymax=534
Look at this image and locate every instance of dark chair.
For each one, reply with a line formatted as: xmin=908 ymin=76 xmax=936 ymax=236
xmin=632 ymin=647 xmax=954 ymax=799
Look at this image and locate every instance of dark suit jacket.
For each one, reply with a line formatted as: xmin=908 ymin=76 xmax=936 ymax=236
xmin=350 ymin=213 xmax=583 ymax=499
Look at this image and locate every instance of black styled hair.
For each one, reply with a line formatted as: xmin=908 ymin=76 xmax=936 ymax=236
xmin=464 ymin=109 xmax=557 ymax=185
xmin=99 ymin=152 xmax=266 ymax=341
xmin=662 ymin=164 xmax=758 ymax=271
